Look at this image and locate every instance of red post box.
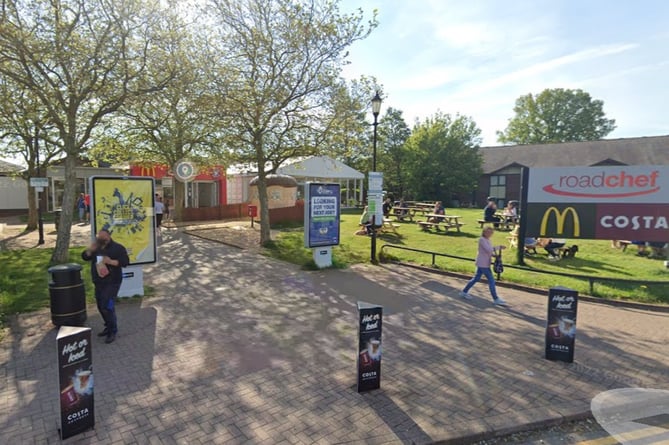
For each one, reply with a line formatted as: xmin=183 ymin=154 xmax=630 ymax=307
xmin=248 ymin=205 xmax=258 ymax=218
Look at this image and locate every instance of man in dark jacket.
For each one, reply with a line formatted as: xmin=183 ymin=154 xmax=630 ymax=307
xmin=82 ymin=229 xmax=129 ymax=344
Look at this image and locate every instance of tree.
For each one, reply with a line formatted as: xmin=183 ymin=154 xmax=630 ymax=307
xmin=326 ymin=76 xmax=379 ymax=175
xmin=497 ymin=88 xmax=616 ymax=144
xmin=100 ymin=22 xmax=222 ymax=222
xmin=0 ymin=0 xmax=176 ymax=263
xmin=208 ymin=0 xmax=377 ymax=245
xmin=377 ymin=107 xmax=410 ymax=198
xmin=0 ymin=78 xmax=61 ymax=230
xmin=405 ymin=113 xmax=482 ymax=203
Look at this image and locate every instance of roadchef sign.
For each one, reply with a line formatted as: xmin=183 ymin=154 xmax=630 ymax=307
xmin=526 ymin=166 xmax=669 ymax=241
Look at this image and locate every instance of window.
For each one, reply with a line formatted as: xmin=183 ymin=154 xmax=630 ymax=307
xmin=489 ymin=175 xmax=506 ymax=207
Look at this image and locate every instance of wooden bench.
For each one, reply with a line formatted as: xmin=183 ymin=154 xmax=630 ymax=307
xmin=478 ymin=219 xmax=515 ymax=231
xmin=379 ymin=223 xmax=400 ymax=234
xmin=417 ymin=221 xmax=442 ymax=231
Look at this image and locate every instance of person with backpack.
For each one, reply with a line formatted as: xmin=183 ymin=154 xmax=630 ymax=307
xmin=459 ymin=227 xmax=508 ymax=306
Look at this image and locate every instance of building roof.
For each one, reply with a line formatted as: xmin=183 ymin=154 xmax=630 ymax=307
xmin=481 ymin=135 xmax=669 ymax=174
xmin=277 ymin=155 xmax=364 ymax=180
xmin=0 ymin=159 xmax=24 ymax=174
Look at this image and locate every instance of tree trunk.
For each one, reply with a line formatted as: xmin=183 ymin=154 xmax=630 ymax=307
xmin=26 ymin=178 xmax=38 ymax=231
xmin=50 ymin=153 xmax=76 ymax=264
xmin=173 ymin=179 xmax=185 ymax=221
xmin=256 ymin=169 xmax=271 ymax=245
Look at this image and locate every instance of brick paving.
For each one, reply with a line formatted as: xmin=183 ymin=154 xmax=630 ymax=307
xmin=1 ymin=228 xmax=668 ymax=444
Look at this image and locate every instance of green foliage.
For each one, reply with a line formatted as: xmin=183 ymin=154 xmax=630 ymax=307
xmin=207 ymin=0 xmax=378 ymax=244
xmin=377 ymin=107 xmax=411 ymax=198
xmin=497 ymin=88 xmax=616 ymax=144
xmin=404 ymin=112 xmax=482 ymax=202
xmin=0 ymin=0 xmax=179 ymax=263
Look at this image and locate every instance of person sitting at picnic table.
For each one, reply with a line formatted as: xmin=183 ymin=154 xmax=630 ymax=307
xmin=502 ymin=201 xmax=517 ymax=222
xmin=355 ymin=206 xmax=374 ymax=236
xmin=382 ymin=198 xmax=393 ymax=217
xmin=484 ymin=197 xmax=501 ymax=228
xmin=397 ymin=198 xmax=409 ymax=216
xmin=429 ymin=201 xmax=445 ymax=223
xmin=537 ymin=237 xmax=566 ymax=259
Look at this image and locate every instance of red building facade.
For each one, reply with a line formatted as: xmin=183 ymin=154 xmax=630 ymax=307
xmin=129 ymin=164 xmax=227 ymax=208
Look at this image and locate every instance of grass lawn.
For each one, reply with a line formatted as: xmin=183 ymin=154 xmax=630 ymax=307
xmin=265 ymin=208 xmax=669 ymax=303
xmin=0 ymin=247 xmax=151 ymax=329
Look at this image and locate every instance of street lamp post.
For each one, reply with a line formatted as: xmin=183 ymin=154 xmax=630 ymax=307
xmin=35 ymin=125 xmax=45 ymax=245
xmin=370 ymin=91 xmax=382 ymax=262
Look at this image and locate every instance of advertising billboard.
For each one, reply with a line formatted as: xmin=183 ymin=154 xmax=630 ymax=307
xmin=545 ymin=287 xmax=578 ymax=363
xmin=526 ymin=166 xmax=669 ymax=241
xmin=357 ymin=302 xmax=382 ymax=392
xmin=304 ymin=183 xmax=340 ymax=248
xmin=91 ymin=176 xmax=156 ymax=265
xmin=57 ymin=326 xmax=94 ymax=439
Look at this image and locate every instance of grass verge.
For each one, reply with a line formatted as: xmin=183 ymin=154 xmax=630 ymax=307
xmin=265 ymin=208 xmax=669 ymax=304
xmin=0 ymin=247 xmax=154 ymax=332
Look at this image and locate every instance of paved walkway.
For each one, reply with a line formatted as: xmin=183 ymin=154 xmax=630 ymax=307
xmin=1 ymin=228 xmax=668 ymax=444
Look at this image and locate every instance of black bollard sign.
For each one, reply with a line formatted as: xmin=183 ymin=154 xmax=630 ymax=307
xmin=57 ymin=326 xmax=94 ymax=440
xmin=545 ymin=287 xmax=578 ymax=363
xmin=357 ymin=302 xmax=382 ymax=392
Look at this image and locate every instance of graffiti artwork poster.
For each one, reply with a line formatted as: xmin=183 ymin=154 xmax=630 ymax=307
xmin=91 ymin=176 xmax=156 ymax=265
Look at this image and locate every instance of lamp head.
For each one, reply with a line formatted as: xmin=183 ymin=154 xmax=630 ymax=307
xmin=371 ymin=91 xmax=382 ymax=117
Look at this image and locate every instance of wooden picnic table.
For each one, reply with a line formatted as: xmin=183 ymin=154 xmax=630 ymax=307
xmin=417 ymin=214 xmax=463 ymax=232
xmin=391 ymin=207 xmax=414 ymax=222
xmin=379 ymin=218 xmax=400 ymax=234
xmin=408 ymin=207 xmax=431 ymax=216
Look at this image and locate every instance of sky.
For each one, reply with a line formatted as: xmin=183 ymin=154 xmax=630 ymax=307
xmin=339 ymin=0 xmax=669 ymax=146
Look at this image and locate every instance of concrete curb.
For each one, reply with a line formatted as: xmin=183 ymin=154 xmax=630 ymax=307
xmin=390 ymin=260 xmax=669 ymax=313
xmin=433 ymin=410 xmax=593 ymax=444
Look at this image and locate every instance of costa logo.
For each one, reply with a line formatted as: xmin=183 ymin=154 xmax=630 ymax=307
xmin=600 ymin=215 xmax=669 ymax=230
xmin=540 ymin=207 xmax=580 ymax=237
xmin=543 ymin=170 xmax=660 ymax=198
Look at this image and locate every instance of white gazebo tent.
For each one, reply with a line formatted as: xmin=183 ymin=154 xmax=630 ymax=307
xmin=277 ymin=156 xmax=364 ymax=207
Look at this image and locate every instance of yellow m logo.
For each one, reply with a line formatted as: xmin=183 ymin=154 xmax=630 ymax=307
xmin=139 ymin=166 xmax=156 ymax=177
xmin=540 ymin=207 xmax=580 ymax=237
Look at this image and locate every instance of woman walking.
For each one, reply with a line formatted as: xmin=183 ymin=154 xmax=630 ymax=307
xmin=459 ymin=227 xmax=508 ymax=305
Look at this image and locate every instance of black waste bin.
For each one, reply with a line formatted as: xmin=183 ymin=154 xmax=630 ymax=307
xmin=48 ymin=263 xmax=87 ymax=326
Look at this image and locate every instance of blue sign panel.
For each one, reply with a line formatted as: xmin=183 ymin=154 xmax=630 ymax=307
xmin=306 ymin=183 xmax=340 ymax=248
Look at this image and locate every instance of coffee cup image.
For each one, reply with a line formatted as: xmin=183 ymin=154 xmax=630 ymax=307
xmin=73 ymin=369 xmax=94 ymax=396
xmin=558 ymin=317 xmax=576 ymax=338
xmin=368 ymin=339 xmax=381 ymax=361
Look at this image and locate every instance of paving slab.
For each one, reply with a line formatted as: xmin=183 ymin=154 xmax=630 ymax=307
xmin=1 ymin=228 xmax=668 ymax=444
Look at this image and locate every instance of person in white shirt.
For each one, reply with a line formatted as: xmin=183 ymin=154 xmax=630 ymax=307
xmin=155 ymin=196 xmax=165 ymax=227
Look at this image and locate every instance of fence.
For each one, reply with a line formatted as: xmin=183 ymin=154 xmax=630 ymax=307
xmin=182 ymin=201 xmax=304 ymax=225
xmin=380 ymin=243 xmax=669 ymax=297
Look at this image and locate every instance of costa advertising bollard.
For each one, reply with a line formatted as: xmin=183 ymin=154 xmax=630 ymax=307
xmin=48 ymin=263 xmax=87 ymax=327
xmin=545 ymin=286 xmax=578 ymax=363
xmin=357 ymin=302 xmax=382 ymax=392
xmin=57 ymin=326 xmax=94 ymax=439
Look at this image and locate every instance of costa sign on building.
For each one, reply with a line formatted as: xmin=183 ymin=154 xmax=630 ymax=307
xmin=526 ymin=166 xmax=669 ymax=241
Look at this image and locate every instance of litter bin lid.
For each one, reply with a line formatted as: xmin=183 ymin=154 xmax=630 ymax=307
xmin=48 ymin=263 xmax=83 ymax=273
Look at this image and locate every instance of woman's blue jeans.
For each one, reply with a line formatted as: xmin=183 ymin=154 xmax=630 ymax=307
xmin=463 ymin=267 xmax=499 ymax=301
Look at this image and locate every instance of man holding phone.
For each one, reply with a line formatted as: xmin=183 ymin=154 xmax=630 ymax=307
xmin=81 ymin=229 xmax=129 ymax=344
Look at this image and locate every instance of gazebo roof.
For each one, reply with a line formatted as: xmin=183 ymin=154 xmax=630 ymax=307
xmin=277 ymin=156 xmax=364 ymax=180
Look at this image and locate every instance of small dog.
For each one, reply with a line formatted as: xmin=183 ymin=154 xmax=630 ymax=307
xmin=562 ymin=245 xmax=579 ymax=258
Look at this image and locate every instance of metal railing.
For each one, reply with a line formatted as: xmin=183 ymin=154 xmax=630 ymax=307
xmin=380 ymin=244 xmax=669 ymax=296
